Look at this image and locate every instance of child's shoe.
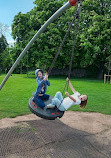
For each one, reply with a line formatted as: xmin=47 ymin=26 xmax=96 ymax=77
xmin=47 ymin=104 xmax=55 ymax=108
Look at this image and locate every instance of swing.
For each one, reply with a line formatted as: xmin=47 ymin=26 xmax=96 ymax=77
xmin=28 ymin=1 xmax=82 ymax=120
xmin=29 ymin=96 xmax=64 ymax=120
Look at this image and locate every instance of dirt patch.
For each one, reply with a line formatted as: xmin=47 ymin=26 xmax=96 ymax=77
xmin=0 ymin=111 xmax=111 ymax=158
xmin=0 ymin=111 xmax=111 ymax=134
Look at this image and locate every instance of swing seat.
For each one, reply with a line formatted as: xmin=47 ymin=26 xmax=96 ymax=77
xmin=28 ymin=96 xmax=64 ymax=120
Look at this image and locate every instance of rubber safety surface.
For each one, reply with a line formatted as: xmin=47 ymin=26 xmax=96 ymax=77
xmin=0 ymin=117 xmax=110 ymax=158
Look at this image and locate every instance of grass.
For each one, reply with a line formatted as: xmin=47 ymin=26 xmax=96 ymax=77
xmin=0 ymin=74 xmax=111 ymax=119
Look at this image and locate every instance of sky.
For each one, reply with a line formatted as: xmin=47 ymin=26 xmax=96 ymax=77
xmin=0 ymin=0 xmax=35 ymax=45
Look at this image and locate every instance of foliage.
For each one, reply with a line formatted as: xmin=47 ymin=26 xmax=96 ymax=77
xmin=11 ymin=0 xmax=72 ymax=72
xmin=78 ymin=0 xmax=111 ymax=77
xmin=105 ymin=55 xmax=111 ymax=74
xmin=1 ymin=0 xmax=111 ymax=78
xmin=0 ymin=35 xmax=8 ymax=53
xmin=0 ymin=35 xmax=8 ymax=72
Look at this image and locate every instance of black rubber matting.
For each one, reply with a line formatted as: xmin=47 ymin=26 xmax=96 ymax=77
xmin=0 ymin=119 xmax=110 ymax=158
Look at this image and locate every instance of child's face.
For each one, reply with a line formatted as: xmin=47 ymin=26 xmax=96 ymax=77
xmin=37 ymin=71 xmax=43 ymax=79
xmin=80 ymin=95 xmax=87 ymax=101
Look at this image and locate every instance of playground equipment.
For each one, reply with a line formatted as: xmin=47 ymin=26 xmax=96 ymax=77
xmin=28 ymin=0 xmax=82 ymax=120
xmin=0 ymin=0 xmax=83 ymax=120
xmin=29 ymin=96 xmax=64 ymax=120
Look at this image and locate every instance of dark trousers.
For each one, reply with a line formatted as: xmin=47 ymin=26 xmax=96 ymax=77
xmin=34 ymin=94 xmax=49 ymax=108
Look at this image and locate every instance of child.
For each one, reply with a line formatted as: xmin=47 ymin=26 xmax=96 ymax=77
xmin=47 ymin=78 xmax=88 ymax=111
xmin=33 ymin=69 xmax=50 ymax=109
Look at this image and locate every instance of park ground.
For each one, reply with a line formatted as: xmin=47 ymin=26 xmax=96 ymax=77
xmin=0 ymin=111 xmax=111 ymax=157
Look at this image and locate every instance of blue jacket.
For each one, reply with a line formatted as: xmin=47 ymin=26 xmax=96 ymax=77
xmin=36 ymin=76 xmax=50 ymax=95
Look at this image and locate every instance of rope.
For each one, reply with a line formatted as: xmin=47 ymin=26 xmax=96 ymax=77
xmin=62 ymin=2 xmax=82 ymax=95
xmin=48 ymin=5 xmax=80 ymax=75
xmin=68 ymin=1 xmax=82 ymax=79
xmin=57 ymin=2 xmax=82 ymax=110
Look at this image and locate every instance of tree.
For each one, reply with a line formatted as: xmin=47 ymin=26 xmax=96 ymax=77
xmin=0 ymin=35 xmax=8 ymax=72
xmin=77 ymin=0 xmax=111 ymax=77
xmin=11 ymin=0 xmax=73 ymax=72
xmin=11 ymin=0 xmax=111 ymax=78
xmin=0 ymin=35 xmax=8 ymax=53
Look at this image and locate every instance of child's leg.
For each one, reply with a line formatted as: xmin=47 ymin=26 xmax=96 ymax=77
xmin=33 ymin=93 xmax=37 ymax=102
xmin=41 ymin=94 xmax=50 ymax=100
xmin=33 ymin=89 xmax=39 ymax=102
xmin=47 ymin=92 xmax=63 ymax=109
xmin=54 ymin=92 xmax=63 ymax=102
xmin=36 ymin=97 xmax=45 ymax=109
xmin=52 ymin=98 xmax=66 ymax=111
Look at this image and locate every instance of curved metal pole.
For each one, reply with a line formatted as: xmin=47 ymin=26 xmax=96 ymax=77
xmin=0 ymin=1 xmax=76 ymax=90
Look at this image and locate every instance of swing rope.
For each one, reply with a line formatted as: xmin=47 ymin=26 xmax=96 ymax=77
xmin=66 ymin=0 xmax=82 ymax=91
xmin=48 ymin=2 xmax=81 ymax=75
xmin=62 ymin=1 xmax=82 ymax=94
xmin=58 ymin=1 xmax=82 ymax=109
xmin=47 ymin=1 xmax=82 ymax=97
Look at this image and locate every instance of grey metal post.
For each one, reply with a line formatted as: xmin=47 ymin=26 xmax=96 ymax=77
xmin=0 ymin=1 xmax=72 ymax=90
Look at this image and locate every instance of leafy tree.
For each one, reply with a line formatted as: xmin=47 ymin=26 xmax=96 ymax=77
xmin=1 ymin=47 xmax=13 ymax=73
xmin=11 ymin=0 xmax=111 ymax=78
xmin=0 ymin=35 xmax=8 ymax=53
xmin=11 ymin=0 xmax=73 ymax=72
xmin=0 ymin=35 xmax=8 ymax=72
xmin=77 ymin=0 xmax=111 ymax=77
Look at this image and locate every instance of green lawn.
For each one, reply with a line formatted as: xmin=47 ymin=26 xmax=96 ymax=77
xmin=0 ymin=74 xmax=111 ymax=119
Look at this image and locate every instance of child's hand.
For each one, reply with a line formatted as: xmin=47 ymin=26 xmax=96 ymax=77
xmin=66 ymin=77 xmax=69 ymax=82
xmin=45 ymin=72 xmax=48 ymax=76
xmin=65 ymin=91 xmax=69 ymax=96
xmin=44 ymin=73 xmax=48 ymax=80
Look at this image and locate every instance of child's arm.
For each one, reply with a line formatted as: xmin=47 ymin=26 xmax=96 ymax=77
xmin=65 ymin=92 xmax=76 ymax=102
xmin=66 ymin=78 xmax=76 ymax=93
xmin=37 ymin=78 xmax=45 ymax=86
xmin=45 ymin=73 xmax=50 ymax=86
xmin=46 ymin=80 xmax=50 ymax=86
xmin=37 ymin=73 xmax=48 ymax=85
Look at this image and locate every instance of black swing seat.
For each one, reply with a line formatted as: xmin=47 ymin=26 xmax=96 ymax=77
xmin=28 ymin=96 xmax=64 ymax=120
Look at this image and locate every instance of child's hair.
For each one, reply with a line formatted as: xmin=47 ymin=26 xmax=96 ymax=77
xmin=79 ymin=96 xmax=88 ymax=109
xmin=37 ymin=70 xmax=43 ymax=76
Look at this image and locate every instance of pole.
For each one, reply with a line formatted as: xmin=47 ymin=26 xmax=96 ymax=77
xmin=0 ymin=1 xmax=77 ymax=90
